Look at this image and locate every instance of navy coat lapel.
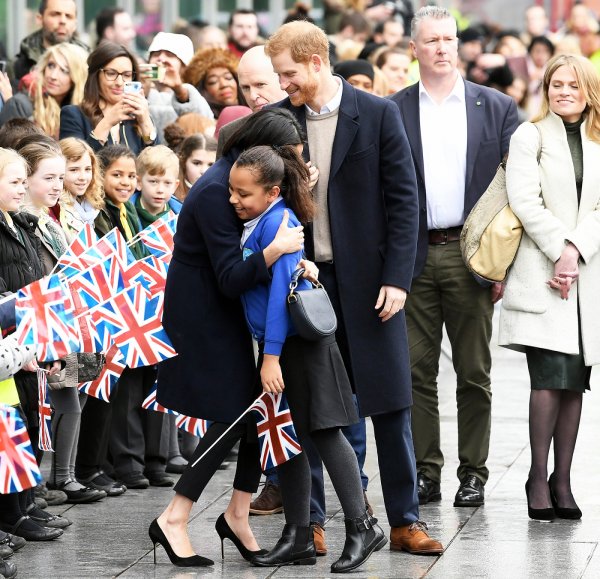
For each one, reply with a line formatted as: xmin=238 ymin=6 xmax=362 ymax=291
xmin=279 ymin=100 xmax=309 ymax=160
xmin=465 ymin=82 xmax=485 ymax=195
xmin=329 ymin=79 xmax=359 ymax=179
xmin=398 ymin=85 xmax=425 ymax=185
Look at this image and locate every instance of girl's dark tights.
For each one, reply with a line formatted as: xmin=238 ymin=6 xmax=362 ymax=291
xmin=276 ymin=427 xmax=365 ymax=526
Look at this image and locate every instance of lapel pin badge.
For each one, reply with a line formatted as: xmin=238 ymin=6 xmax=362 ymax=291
xmin=476 ymin=101 xmax=481 ymax=106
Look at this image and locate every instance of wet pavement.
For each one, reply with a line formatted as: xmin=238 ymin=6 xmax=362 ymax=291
xmin=16 ymin=308 xmax=600 ymax=578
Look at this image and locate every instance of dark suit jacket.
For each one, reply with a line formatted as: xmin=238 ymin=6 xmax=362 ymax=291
xmin=389 ymin=79 xmax=519 ymax=278
xmin=59 ymin=105 xmax=157 ymax=156
xmin=276 ymin=78 xmax=419 ymax=415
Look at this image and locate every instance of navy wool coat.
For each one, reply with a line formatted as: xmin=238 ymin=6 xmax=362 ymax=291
xmin=389 ymin=80 xmax=518 ymax=278
xmin=276 ymin=78 xmax=419 ymax=416
xmin=156 ymin=152 xmax=270 ymax=422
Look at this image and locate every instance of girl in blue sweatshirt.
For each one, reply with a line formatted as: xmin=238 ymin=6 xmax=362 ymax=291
xmin=230 ymin=145 xmax=385 ymax=574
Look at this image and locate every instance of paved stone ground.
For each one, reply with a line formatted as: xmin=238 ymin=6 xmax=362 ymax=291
xmin=15 ymin=308 xmax=600 ymax=578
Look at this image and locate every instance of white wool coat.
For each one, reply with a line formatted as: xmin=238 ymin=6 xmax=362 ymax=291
xmin=499 ymin=110 xmax=600 ymax=365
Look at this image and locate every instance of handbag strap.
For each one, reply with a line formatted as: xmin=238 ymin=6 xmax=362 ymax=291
xmin=534 ymin=123 xmax=542 ymax=163
xmin=289 ymin=268 xmax=323 ymax=293
xmin=501 ymin=123 xmax=542 ymax=170
xmin=290 ymin=268 xmax=305 ymax=288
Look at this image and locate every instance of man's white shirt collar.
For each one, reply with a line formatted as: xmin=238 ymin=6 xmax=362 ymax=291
xmin=305 ymin=77 xmax=343 ymax=116
xmin=418 ymin=73 xmax=465 ymax=105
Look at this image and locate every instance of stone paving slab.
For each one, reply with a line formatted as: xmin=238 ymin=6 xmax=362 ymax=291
xmin=14 ymin=308 xmax=600 ymax=577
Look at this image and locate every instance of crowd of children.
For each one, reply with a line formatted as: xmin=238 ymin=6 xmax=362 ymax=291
xmin=0 ymin=114 xmax=216 ymax=578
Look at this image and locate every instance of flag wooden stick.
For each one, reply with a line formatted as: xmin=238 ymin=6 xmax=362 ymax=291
xmin=190 ymin=393 xmax=267 ymax=469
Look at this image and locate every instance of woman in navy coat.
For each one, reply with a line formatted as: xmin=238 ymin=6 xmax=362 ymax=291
xmin=151 ymin=109 xmax=313 ymax=567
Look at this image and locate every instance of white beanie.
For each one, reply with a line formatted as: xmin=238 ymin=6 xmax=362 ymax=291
xmin=147 ymin=32 xmax=194 ymax=66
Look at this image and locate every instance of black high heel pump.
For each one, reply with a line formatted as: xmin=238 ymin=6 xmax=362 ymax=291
xmin=148 ymin=518 xmax=214 ymax=567
xmin=548 ymin=473 xmax=582 ymax=520
xmin=525 ymin=480 xmax=555 ymax=521
xmin=215 ymin=513 xmax=267 ymax=561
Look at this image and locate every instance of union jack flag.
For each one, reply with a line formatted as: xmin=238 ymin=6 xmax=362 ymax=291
xmin=141 ymin=383 xmax=177 ymax=414
xmin=55 ymin=224 xmax=99 ymax=275
xmin=175 ymin=414 xmax=210 ymax=437
xmin=124 ymin=255 xmax=168 ymax=296
xmin=71 ymin=306 xmax=105 ymax=354
xmin=0 ymin=405 xmax=42 ymax=493
xmin=249 ymin=393 xmax=302 ymax=471
xmin=15 ymin=275 xmax=79 ymax=356
xmin=77 ymin=344 xmax=125 ymax=402
xmin=142 ymin=384 xmax=210 ymax=436
xmin=138 ymin=213 xmax=177 ymax=261
xmin=68 ymin=257 xmax=127 ymax=311
xmin=37 ymin=369 xmax=53 ymax=452
xmin=59 ymin=228 xmax=136 ymax=279
xmin=90 ymin=283 xmax=177 ymax=368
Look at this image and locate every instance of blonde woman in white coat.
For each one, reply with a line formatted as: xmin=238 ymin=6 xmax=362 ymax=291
xmin=500 ymin=54 xmax=600 ymax=521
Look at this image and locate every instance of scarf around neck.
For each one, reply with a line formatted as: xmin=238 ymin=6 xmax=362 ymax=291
xmin=74 ymin=198 xmax=99 ymax=225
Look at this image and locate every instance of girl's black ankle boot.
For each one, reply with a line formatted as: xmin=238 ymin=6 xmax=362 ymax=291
xmin=331 ymin=512 xmax=387 ymax=574
xmin=251 ymin=523 xmax=316 ymax=567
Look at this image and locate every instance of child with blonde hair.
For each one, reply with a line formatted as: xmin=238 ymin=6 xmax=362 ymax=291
xmin=58 ymin=137 xmax=105 ymax=242
xmin=19 ymin=140 xmax=106 ymax=507
xmin=131 ymin=144 xmax=182 ymax=227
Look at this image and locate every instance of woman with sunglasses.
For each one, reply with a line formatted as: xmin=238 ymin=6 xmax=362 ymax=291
xmin=59 ymin=42 xmax=157 ymax=155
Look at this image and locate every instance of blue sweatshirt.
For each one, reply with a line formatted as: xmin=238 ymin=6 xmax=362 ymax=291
xmin=240 ymin=200 xmax=310 ymax=356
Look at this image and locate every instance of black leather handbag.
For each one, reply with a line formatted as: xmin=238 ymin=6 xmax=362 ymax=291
xmin=287 ymin=268 xmax=337 ymax=341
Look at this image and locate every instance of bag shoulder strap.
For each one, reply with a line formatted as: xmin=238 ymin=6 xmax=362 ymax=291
xmin=534 ymin=122 xmax=542 ymax=163
xmin=501 ymin=122 xmax=543 ymax=170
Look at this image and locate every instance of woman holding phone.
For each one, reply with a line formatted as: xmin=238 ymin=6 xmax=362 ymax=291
xmin=59 ymin=42 xmax=157 ymax=155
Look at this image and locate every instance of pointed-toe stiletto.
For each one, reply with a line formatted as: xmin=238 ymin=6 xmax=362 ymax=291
xmin=548 ymin=474 xmax=582 ymax=520
xmin=148 ymin=518 xmax=214 ymax=567
xmin=215 ymin=513 xmax=267 ymax=561
xmin=525 ymin=480 xmax=555 ymax=521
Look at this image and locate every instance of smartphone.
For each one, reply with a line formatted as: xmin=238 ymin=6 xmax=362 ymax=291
xmin=0 ymin=61 xmax=6 ymax=74
xmin=139 ymin=63 xmax=165 ymax=82
xmin=123 ymin=81 xmax=143 ymax=94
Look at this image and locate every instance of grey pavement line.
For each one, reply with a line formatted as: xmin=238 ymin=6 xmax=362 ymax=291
xmin=487 ymin=442 xmax=528 ymax=494
xmin=580 ymin=543 xmax=598 ymax=579
xmin=423 ymin=515 xmax=473 ymax=577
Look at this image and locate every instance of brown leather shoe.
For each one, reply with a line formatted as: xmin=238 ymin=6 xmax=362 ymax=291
xmin=390 ymin=521 xmax=443 ymax=555
xmin=312 ymin=522 xmax=327 ymax=556
xmin=249 ymin=481 xmax=283 ymax=515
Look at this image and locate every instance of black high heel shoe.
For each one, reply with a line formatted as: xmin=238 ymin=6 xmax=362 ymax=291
xmin=548 ymin=474 xmax=582 ymax=520
xmin=215 ymin=513 xmax=267 ymax=561
xmin=525 ymin=479 xmax=555 ymax=521
xmin=148 ymin=518 xmax=214 ymax=567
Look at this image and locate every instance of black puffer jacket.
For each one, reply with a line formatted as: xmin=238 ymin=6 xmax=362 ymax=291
xmin=0 ymin=211 xmax=44 ymax=292
xmin=0 ymin=211 xmax=44 ymax=427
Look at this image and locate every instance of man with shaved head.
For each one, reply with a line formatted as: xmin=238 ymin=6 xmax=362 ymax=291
xmin=238 ymin=45 xmax=287 ymax=112
xmin=216 ymin=45 xmax=287 ymax=156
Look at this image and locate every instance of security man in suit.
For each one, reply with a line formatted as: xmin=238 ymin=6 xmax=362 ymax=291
xmin=389 ymin=6 xmax=518 ymax=508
